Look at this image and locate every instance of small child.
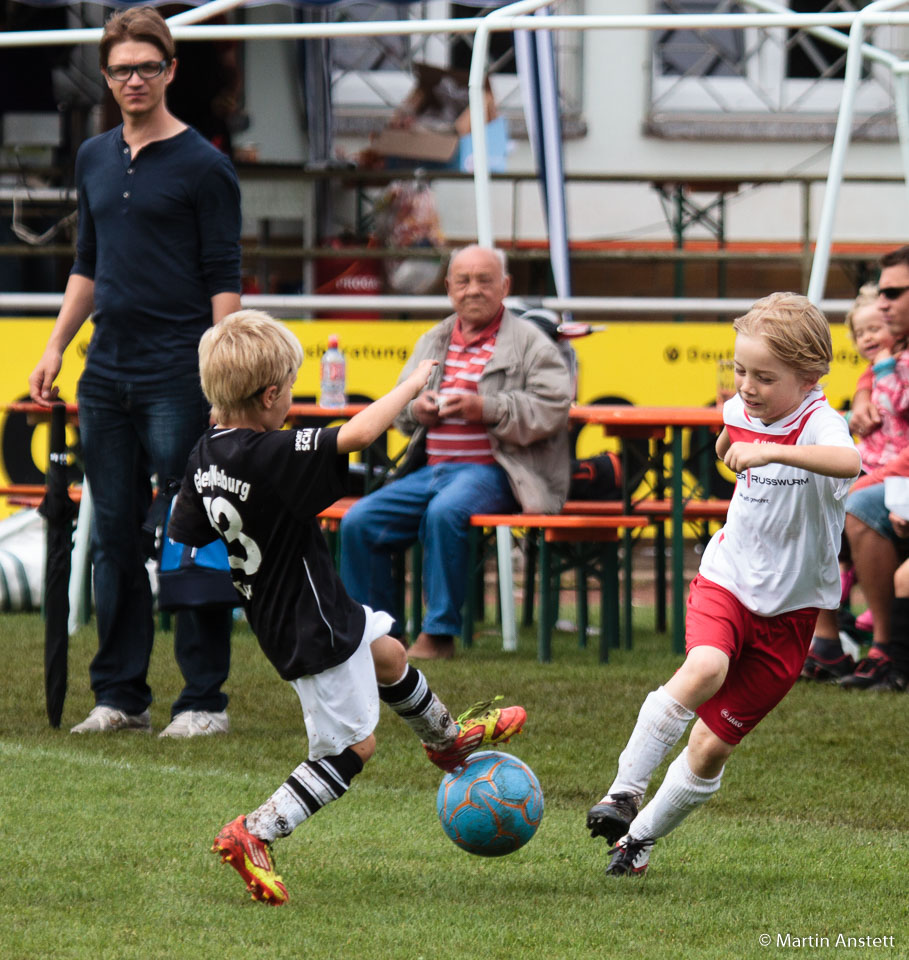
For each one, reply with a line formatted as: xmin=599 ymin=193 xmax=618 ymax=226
xmin=845 ymin=284 xmax=904 ymax=472
xmin=168 ymin=310 xmax=526 ymax=905
xmin=586 ymin=293 xmax=861 ymax=877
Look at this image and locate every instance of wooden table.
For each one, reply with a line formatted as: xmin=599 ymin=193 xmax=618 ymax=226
xmin=570 ymin=405 xmax=725 ymax=653
xmin=287 ymin=403 xmax=368 ymax=420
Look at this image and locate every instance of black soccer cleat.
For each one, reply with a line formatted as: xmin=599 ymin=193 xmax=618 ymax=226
xmin=867 ymin=669 xmax=908 ymax=692
xmin=586 ymin=791 xmax=641 ymax=844
xmin=838 ymin=653 xmax=893 ymax=690
xmin=606 ymin=836 xmax=654 ymax=877
xmin=800 ymin=650 xmax=855 ymax=682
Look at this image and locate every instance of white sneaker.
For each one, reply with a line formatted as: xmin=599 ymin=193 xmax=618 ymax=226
xmin=158 ymin=710 xmax=229 ymax=738
xmin=70 ymin=705 xmax=151 ymax=734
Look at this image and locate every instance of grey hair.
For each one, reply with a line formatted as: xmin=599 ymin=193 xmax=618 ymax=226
xmin=446 ymin=245 xmax=508 ymax=278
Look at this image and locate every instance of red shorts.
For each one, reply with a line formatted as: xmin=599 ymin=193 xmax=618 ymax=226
xmin=685 ymin=575 xmax=818 ymax=745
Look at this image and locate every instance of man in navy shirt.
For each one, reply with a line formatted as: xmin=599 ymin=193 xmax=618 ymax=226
xmin=28 ymin=7 xmax=242 ymax=737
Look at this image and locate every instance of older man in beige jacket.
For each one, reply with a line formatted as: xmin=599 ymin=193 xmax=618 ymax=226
xmin=340 ymin=245 xmax=572 ymax=659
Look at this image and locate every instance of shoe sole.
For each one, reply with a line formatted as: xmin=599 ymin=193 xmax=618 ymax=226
xmin=606 ymin=861 xmax=649 ymax=877
xmin=70 ymin=725 xmax=151 ymax=734
xmin=159 ymin=727 xmax=229 ymax=738
xmin=587 ymin=805 xmax=633 ymax=844
xmin=800 ymin=658 xmax=855 ymax=683
xmin=799 ymin=670 xmax=849 ymax=683
xmin=427 ymin=728 xmax=523 ymax=773
xmin=838 ymin=674 xmax=886 ymax=690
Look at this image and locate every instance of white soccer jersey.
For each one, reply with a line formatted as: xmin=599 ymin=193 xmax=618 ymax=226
xmin=699 ymin=387 xmax=859 ymax=617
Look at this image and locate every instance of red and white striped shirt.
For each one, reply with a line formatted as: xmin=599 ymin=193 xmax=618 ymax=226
xmin=426 ymin=310 xmax=502 ymax=465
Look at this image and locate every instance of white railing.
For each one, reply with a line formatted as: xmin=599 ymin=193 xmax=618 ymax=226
xmin=0 ymin=292 xmax=855 ymax=318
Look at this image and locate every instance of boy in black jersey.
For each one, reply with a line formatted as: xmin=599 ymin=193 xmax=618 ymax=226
xmin=168 ymin=310 xmax=526 ymax=905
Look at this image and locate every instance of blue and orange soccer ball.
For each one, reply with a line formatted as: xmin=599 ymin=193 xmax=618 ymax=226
xmin=436 ymin=750 xmax=543 ymax=857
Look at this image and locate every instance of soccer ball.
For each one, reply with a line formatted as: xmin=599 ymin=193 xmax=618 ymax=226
xmin=436 ymin=750 xmax=543 ymax=857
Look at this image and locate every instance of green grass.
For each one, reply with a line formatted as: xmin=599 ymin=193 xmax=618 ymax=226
xmin=1 ymin=609 xmax=907 ymax=960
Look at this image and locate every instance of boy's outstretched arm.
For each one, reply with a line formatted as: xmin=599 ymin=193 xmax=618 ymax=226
xmin=337 ymin=359 xmax=438 ymax=454
xmin=723 ymin=441 xmax=861 ymax=479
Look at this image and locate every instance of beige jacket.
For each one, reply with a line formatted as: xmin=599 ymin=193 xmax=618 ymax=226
xmin=393 ymin=308 xmax=572 ymax=513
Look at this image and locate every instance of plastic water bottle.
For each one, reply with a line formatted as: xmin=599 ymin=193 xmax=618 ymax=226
xmin=320 ymin=334 xmax=347 ymax=408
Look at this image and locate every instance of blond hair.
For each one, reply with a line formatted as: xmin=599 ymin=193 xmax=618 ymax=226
xmin=844 ymin=283 xmax=879 ymax=341
xmin=198 ymin=310 xmax=302 ymax=422
xmin=733 ymin=292 xmax=832 ymax=379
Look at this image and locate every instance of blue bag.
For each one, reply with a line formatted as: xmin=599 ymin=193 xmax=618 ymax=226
xmin=150 ymin=481 xmax=240 ymax=612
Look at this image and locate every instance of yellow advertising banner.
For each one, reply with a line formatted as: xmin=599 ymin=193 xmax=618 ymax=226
xmin=0 ymin=317 xmax=865 ymax=516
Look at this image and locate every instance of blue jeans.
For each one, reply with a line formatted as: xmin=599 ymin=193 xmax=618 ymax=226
xmin=846 ymin=484 xmax=896 ymax=541
xmin=77 ymin=370 xmax=231 ymax=717
xmin=339 ymin=462 xmax=517 ymax=636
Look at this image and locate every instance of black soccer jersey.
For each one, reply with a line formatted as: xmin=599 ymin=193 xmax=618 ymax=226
xmin=168 ymin=425 xmax=366 ymax=680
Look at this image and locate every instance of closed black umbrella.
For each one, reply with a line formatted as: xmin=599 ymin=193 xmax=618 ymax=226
xmin=38 ymin=403 xmax=77 ymax=728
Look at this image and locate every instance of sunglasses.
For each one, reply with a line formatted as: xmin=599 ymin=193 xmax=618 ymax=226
xmin=105 ymin=59 xmax=169 ymax=82
xmin=878 ymin=285 xmax=909 ymax=301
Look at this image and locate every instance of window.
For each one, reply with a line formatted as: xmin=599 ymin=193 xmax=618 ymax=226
xmin=330 ymin=1 xmax=583 ymax=136
xmin=649 ymin=0 xmax=895 ymax=136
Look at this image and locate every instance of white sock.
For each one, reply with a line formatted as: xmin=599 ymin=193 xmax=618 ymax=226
xmin=628 ymin=747 xmax=723 ymax=841
xmin=378 ymin=664 xmax=458 ymax=746
xmin=246 ymin=749 xmax=363 ymax=843
xmin=607 ymin=686 xmax=695 ymax=798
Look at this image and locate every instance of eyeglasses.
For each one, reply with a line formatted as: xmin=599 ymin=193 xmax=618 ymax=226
xmin=878 ymin=285 xmax=909 ymax=301
xmin=105 ymin=60 xmax=169 ymax=82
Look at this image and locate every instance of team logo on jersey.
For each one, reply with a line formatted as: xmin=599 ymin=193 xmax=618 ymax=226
xmin=735 ymin=473 xmax=809 ymax=486
xmin=193 ymin=464 xmax=251 ymax=501
xmin=295 ymin=428 xmax=317 ymax=452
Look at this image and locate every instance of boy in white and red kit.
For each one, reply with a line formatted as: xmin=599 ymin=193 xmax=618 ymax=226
xmin=586 ymin=293 xmax=862 ymax=877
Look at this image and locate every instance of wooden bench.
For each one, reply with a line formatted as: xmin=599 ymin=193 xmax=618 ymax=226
xmin=561 ymin=499 xmax=730 ymax=521
xmin=558 ymin=499 xmax=730 ymax=644
xmin=466 ymin=513 xmax=649 ymax=663
xmin=316 ymin=495 xmax=425 ymax=638
xmin=317 ymin=496 xmax=360 ymax=528
xmin=0 ymin=484 xmax=84 ymax=509
xmin=317 ymin=496 xmax=728 ymax=661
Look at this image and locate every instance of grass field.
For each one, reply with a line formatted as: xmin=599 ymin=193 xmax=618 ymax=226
xmin=2 ymin=608 xmax=907 ymax=960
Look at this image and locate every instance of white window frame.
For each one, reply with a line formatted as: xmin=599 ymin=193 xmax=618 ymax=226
xmin=650 ymin=3 xmax=896 ymax=117
xmin=330 ymin=1 xmax=523 ymax=112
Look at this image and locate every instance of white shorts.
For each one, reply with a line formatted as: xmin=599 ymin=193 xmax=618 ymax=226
xmin=289 ymin=605 xmax=394 ymax=761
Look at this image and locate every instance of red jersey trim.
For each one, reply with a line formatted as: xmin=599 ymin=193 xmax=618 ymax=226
xmin=730 ymin=395 xmax=827 ymax=446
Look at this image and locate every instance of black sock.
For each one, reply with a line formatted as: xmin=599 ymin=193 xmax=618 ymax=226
xmin=811 ymin=635 xmax=844 ymax=660
xmin=889 ymin=598 xmax=909 ymax=674
xmin=378 ymin=665 xmax=457 ymax=744
xmin=246 ymin=748 xmax=364 ymax=842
